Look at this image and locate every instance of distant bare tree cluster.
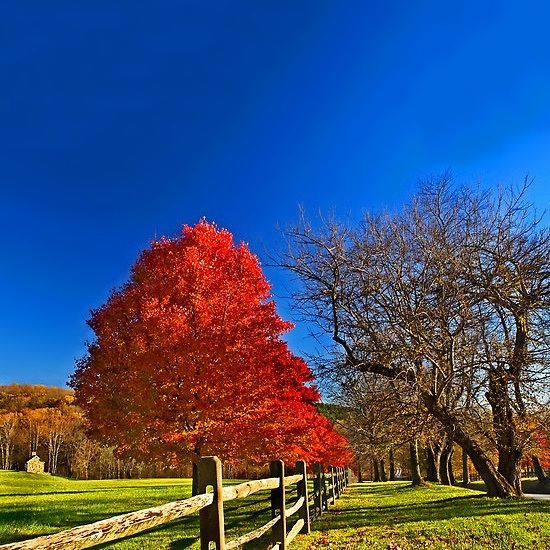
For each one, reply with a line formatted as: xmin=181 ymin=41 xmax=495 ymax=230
xmin=280 ymin=176 xmax=550 ymax=497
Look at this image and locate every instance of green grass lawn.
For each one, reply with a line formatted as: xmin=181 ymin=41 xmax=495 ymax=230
xmin=0 ymin=471 xmax=277 ymax=549
xmin=292 ymin=481 xmax=550 ymax=550
xmin=3 ymin=472 xmax=550 ymax=549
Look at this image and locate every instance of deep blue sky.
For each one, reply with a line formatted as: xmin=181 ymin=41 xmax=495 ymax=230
xmin=2 ymin=1 xmax=550 ymax=388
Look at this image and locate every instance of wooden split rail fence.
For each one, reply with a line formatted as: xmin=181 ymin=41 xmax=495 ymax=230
xmin=1 ymin=456 xmax=349 ymax=550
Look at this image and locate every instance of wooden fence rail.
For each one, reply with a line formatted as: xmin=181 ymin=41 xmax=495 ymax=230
xmin=1 ymin=456 xmax=349 ymax=550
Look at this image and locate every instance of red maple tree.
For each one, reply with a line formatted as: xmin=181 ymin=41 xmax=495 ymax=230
xmin=71 ymin=220 xmax=351 ymax=469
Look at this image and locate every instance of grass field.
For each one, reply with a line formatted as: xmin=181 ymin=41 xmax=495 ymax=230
xmin=2 ymin=472 xmax=550 ymax=549
xmin=292 ymin=481 xmax=550 ymax=550
xmin=0 ymin=471 xmax=276 ymax=549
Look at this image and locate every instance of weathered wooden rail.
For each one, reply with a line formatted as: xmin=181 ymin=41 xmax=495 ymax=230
xmin=1 ymin=456 xmax=349 ymax=550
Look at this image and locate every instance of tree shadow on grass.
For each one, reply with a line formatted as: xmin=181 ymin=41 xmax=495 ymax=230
xmin=317 ymin=483 xmax=550 ymax=532
xmin=0 ymin=509 xmax=202 ymax=548
xmin=167 ymin=538 xmax=198 ymax=549
xmin=89 ymin=517 xmax=201 ymax=549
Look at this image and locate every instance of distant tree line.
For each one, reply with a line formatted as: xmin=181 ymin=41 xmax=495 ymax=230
xmin=0 ymin=384 xmax=193 ymax=479
xmin=0 ymin=384 xmax=352 ymax=480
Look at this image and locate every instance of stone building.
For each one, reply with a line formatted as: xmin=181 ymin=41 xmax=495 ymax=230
xmin=25 ymin=452 xmax=45 ymax=474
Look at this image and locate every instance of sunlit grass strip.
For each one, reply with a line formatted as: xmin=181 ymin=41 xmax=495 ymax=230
xmin=291 ymin=481 xmax=550 ymax=550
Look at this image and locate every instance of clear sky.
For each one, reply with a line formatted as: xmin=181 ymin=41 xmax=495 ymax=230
xmin=2 ymin=1 xmax=550 ymax=388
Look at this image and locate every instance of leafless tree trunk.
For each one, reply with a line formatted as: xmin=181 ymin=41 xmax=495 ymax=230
xmin=531 ymin=455 xmax=549 ymax=484
xmin=426 ymin=444 xmax=440 ymax=483
xmin=372 ymin=457 xmax=380 ymax=482
xmin=438 ymin=437 xmax=455 ymax=485
xmin=46 ymin=407 xmax=77 ymax=475
xmin=410 ymin=439 xmax=423 ymax=487
xmin=462 ymin=449 xmax=470 ymax=486
xmin=389 ymin=447 xmax=396 ymax=481
xmin=331 ymin=371 xmax=422 ymax=487
xmin=70 ymin=437 xmax=99 ymax=479
xmin=0 ymin=413 xmax=18 ymax=470
xmin=25 ymin=408 xmax=45 ymax=456
xmin=379 ymin=458 xmax=387 ymax=482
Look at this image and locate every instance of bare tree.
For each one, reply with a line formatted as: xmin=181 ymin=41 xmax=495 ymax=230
xmin=280 ymin=177 xmax=550 ymax=497
xmin=0 ymin=412 xmax=19 ymax=470
xmin=24 ymin=408 xmax=46 ymax=457
xmin=335 ymin=370 xmax=424 ymax=483
xmin=70 ymin=436 xmax=100 ymax=480
xmin=45 ymin=407 xmax=79 ymax=475
xmin=426 ymin=432 xmax=456 ymax=485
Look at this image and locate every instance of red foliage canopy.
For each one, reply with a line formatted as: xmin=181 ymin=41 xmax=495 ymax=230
xmin=71 ymin=220 xmax=352 ymax=468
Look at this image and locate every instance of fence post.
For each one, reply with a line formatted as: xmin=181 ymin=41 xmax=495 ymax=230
xmin=270 ymin=460 xmax=287 ymax=549
xmin=341 ymin=467 xmax=346 ymax=492
xmin=313 ymin=463 xmax=322 ymax=518
xmin=321 ymin=466 xmax=328 ymax=511
xmin=198 ymin=456 xmax=225 ymax=550
xmin=329 ymin=467 xmax=336 ymax=505
xmin=295 ymin=460 xmax=310 ymax=534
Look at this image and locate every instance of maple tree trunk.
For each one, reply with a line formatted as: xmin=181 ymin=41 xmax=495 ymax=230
xmin=467 ymin=450 xmax=515 ymax=497
xmin=439 ymin=450 xmax=449 ymax=485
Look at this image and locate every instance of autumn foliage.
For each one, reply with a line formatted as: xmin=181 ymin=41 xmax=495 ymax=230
xmin=71 ymin=221 xmax=351 ymax=468
xmin=526 ymin=429 xmax=550 ymax=470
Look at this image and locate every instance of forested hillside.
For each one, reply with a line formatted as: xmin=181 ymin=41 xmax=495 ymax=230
xmin=0 ymin=383 xmax=187 ymax=479
xmin=0 ymin=384 xmax=74 ymax=411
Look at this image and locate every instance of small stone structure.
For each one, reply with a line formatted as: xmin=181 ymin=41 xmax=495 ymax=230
xmin=25 ymin=452 xmax=45 ymax=474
